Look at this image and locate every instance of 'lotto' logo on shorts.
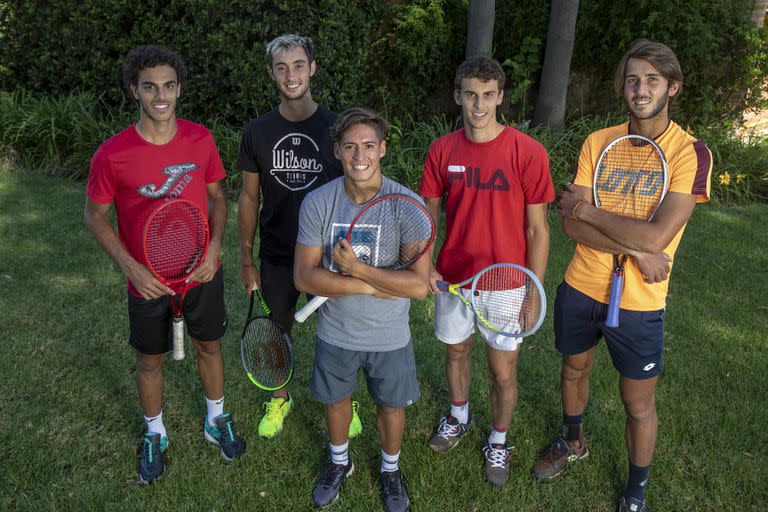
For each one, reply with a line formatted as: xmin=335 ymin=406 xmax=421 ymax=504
xmin=643 ymin=363 xmax=656 ymax=372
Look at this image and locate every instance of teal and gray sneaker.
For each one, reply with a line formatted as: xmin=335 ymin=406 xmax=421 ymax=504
xmin=138 ymin=432 xmax=167 ymax=484
xmin=204 ymin=413 xmax=246 ymax=461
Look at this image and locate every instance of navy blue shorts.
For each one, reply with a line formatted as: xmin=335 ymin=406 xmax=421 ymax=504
xmin=554 ymin=281 xmax=664 ymax=380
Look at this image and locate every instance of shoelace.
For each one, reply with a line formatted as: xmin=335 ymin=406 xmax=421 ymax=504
xmin=321 ymin=464 xmax=348 ymax=487
xmin=264 ymin=400 xmax=283 ymax=419
xmin=143 ymin=437 xmax=161 ymax=463
xmin=382 ymin=471 xmax=403 ymax=497
xmin=484 ymin=445 xmax=508 ymax=469
xmin=436 ymin=417 xmax=461 ymax=439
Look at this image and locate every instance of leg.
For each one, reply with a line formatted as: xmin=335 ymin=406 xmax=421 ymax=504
xmin=445 ymin=335 xmax=474 ymax=403
xmin=376 ymin=404 xmax=405 ymax=456
xmin=135 ymin=351 xmax=165 ymax=418
xmin=485 ymin=344 xmax=521 ymax=430
xmin=561 ymin=348 xmax=597 ymax=423
xmin=326 ymin=397 xmax=354 ymax=446
xmin=620 ymin=375 xmax=658 ymax=466
xmin=192 ymin=337 xmax=224 ymax=401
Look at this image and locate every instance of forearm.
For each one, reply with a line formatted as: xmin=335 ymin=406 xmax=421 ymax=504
xmin=294 ymin=266 xmax=373 ymax=297
xmin=237 ymin=193 xmax=259 ymax=265
xmin=84 ymin=210 xmax=143 ymax=278
xmin=346 ymin=263 xmax=429 ymax=300
xmin=207 ymin=193 xmax=227 ymax=258
xmin=573 ymin=203 xmax=658 ymax=253
xmin=562 ymin=216 xmax=643 ymax=256
xmin=526 ymin=221 xmax=550 ymax=284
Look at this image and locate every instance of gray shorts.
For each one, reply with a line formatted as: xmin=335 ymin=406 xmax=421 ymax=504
xmin=310 ymin=337 xmax=420 ymax=408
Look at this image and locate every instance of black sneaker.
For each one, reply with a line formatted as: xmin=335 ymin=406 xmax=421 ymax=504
xmin=532 ymin=428 xmax=588 ymax=481
xmin=428 ymin=412 xmax=472 ymax=453
xmin=312 ymin=461 xmax=354 ymax=508
xmin=204 ymin=413 xmax=246 ymax=461
xmin=138 ymin=432 xmax=167 ymax=484
xmin=619 ymin=496 xmax=650 ymax=512
xmin=381 ymin=469 xmax=410 ymax=512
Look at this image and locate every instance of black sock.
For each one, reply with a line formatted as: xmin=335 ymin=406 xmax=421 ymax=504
xmin=623 ymin=461 xmax=650 ymax=502
xmin=563 ymin=413 xmax=583 ymax=442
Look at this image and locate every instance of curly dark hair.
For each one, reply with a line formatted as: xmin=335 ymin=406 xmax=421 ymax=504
xmin=330 ymin=107 xmax=389 ymax=142
xmin=121 ymin=45 xmax=188 ymax=92
xmin=454 ymin=56 xmax=505 ymax=91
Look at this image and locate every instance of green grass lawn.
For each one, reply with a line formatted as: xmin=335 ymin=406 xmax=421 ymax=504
xmin=1 ymin=173 xmax=766 ymax=511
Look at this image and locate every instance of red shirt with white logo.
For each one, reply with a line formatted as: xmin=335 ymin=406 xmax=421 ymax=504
xmin=87 ymin=119 xmax=226 ymax=295
xmin=419 ymin=126 xmax=554 ymax=283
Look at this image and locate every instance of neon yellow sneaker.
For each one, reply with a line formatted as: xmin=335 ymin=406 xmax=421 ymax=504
xmin=349 ymin=400 xmax=362 ymax=438
xmin=258 ymin=395 xmax=293 ymax=438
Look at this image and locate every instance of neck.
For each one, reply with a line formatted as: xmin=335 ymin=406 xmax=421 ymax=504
xmin=628 ymin=114 xmax=671 ymax=140
xmin=279 ymin=94 xmax=318 ymax=122
xmin=135 ymin=116 xmax=178 ymax=145
xmin=463 ymin=120 xmax=504 ymax=143
xmin=344 ymin=176 xmax=383 ymax=204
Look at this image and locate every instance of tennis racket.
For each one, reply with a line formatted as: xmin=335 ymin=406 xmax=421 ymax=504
xmin=593 ymin=134 xmax=668 ymax=328
xmin=294 ymin=193 xmax=435 ymax=323
xmin=240 ymin=286 xmax=294 ymax=391
xmin=437 ymin=263 xmax=546 ymax=339
xmin=143 ymin=199 xmax=209 ymax=361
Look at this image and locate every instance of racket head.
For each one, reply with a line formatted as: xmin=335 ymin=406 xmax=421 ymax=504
xmin=469 ymin=263 xmax=546 ymax=338
xmin=345 ymin=194 xmax=435 ymax=270
xmin=240 ymin=292 xmax=294 ymax=391
xmin=593 ymin=134 xmax=668 ymax=220
xmin=143 ymin=199 xmax=209 ymax=286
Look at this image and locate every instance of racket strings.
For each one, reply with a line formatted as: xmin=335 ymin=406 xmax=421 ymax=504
xmin=145 ymin=202 xmax=208 ymax=280
xmin=242 ymin=318 xmax=293 ymax=389
xmin=596 ymin=139 xmax=665 ymax=220
xmin=473 ymin=266 xmax=543 ymax=334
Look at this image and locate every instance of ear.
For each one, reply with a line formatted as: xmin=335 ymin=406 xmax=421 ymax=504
xmin=454 ymin=89 xmax=461 ymax=106
xmin=333 ymin=141 xmax=341 ymax=160
xmin=177 ymin=83 xmax=182 ymax=99
xmin=379 ymin=139 xmax=387 ymax=158
xmin=309 ymin=60 xmax=317 ymax=77
xmin=267 ymin=65 xmax=275 ymax=81
xmin=130 ymin=84 xmax=139 ymax=100
xmin=496 ymin=88 xmax=504 ymax=105
xmin=668 ymin=80 xmax=681 ymax=98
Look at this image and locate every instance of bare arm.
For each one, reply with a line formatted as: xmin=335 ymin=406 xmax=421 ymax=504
xmin=187 ymin=180 xmax=227 ymax=284
xmin=293 ymin=242 xmax=376 ymax=297
xmin=424 ymin=196 xmax=443 ymax=293
xmin=237 ymin=171 xmax=261 ymax=293
xmin=525 ymin=203 xmax=550 ymax=284
xmin=83 ymin=198 xmax=173 ymax=299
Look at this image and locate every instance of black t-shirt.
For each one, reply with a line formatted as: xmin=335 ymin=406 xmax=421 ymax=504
xmin=237 ymin=106 xmax=343 ymax=264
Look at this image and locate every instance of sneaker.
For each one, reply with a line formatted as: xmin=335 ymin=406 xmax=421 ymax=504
xmin=312 ymin=461 xmax=354 ymax=508
xmin=428 ymin=412 xmax=472 ymax=453
xmin=619 ymin=496 xmax=650 ymax=512
xmin=483 ymin=443 xmax=511 ymax=487
xmin=532 ymin=429 xmax=588 ymax=481
xmin=204 ymin=412 xmax=246 ymax=461
xmin=381 ymin=469 xmax=410 ymax=512
xmin=258 ymin=395 xmax=293 ymax=438
xmin=348 ymin=401 xmax=362 ymax=439
xmin=138 ymin=432 xmax=167 ymax=484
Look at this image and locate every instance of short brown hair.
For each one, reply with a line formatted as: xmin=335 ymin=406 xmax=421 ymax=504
xmin=454 ymin=56 xmax=505 ymax=91
xmin=614 ymin=39 xmax=683 ymax=97
xmin=330 ymin=107 xmax=389 ymax=142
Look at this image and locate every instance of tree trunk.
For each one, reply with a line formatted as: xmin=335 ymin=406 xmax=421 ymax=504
xmin=465 ymin=0 xmax=495 ymax=58
xmin=532 ymin=0 xmax=579 ymax=130
xmin=753 ymin=0 xmax=768 ymax=28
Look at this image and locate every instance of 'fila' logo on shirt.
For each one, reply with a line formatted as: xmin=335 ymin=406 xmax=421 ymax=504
xmin=447 ymin=166 xmax=510 ymax=191
xmin=137 ymin=163 xmax=199 ymax=199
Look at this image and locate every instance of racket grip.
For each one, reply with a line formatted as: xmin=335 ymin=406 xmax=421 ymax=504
xmin=605 ymin=271 xmax=624 ymax=328
xmin=294 ymin=295 xmax=329 ymax=323
xmin=172 ymin=317 xmax=185 ymax=360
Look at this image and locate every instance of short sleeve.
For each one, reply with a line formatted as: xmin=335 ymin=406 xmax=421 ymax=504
xmin=296 ymin=192 xmax=324 ymax=247
xmin=86 ymin=144 xmax=116 ymax=204
xmin=206 ymin=132 xmax=227 ymax=183
xmin=668 ymin=140 xmax=712 ymax=203
xmin=236 ymin=122 xmax=260 ymax=173
xmin=418 ymin=142 xmax=444 ymax=198
xmin=573 ymin=135 xmax=596 ymax=189
xmin=520 ymin=142 xmax=555 ymax=204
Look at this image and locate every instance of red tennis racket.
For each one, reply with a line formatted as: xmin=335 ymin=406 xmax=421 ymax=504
xmin=294 ymin=193 xmax=435 ymax=322
xmin=143 ymin=199 xmax=210 ymax=360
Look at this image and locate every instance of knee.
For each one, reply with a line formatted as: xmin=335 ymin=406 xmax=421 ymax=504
xmin=623 ymin=396 xmax=656 ymax=422
xmin=136 ymin=353 xmax=163 ymax=373
xmin=446 ymin=342 xmax=472 ymax=363
xmin=562 ymin=358 xmax=592 ymax=382
xmin=194 ymin=339 xmax=221 ymax=356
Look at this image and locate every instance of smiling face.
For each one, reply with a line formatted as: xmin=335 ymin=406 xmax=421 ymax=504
xmin=268 ymin=45 xmax=316 ymax=101
xmin=623 ymin=58 xmax=679 ymax=122
xmin=334 ymin=123 xmax=387 ymax=187
xmin=455 ymin=77 xmax=504 ymax=138
xmin=131 ymin=64 xmax=180 ymax=125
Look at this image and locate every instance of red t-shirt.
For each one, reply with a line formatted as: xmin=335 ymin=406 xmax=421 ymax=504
xmin=419 ymin=127 xmax=554 ymax=283
xmin=86 ymin=119 xmax=226 ymax=295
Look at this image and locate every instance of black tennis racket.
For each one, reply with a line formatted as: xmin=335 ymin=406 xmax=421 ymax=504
xmin=240 ymin=286 xmax=294 ymax=391
xmin=593 ymin=134 xmax=668 ymax=328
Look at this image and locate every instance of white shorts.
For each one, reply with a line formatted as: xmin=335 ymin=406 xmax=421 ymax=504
xmin=434 ymin=287 xmax=524 ymax=352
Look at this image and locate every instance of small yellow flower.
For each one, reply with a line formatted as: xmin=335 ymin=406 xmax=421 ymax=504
xmin=719 ymin=171 xmax=731 ymax=186
xmin=736 ymin=174 xmax=746 ymax=184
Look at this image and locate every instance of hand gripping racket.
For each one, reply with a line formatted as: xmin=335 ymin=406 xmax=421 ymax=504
xmin=593 ymin=134 xmax=668 ymax=328
xmin=294 ymin=193 xmax=436 ymax=323
xmin=240 ymin=286 xmax=295 ymax=391
xmin=437 ymin=263 xmax=546 ymax=339
xmin=143 ymin=199 xmax=209 ymax=361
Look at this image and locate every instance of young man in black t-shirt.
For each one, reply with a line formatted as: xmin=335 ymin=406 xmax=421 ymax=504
xmin=237 ymin=34 xmax=361 ymax=439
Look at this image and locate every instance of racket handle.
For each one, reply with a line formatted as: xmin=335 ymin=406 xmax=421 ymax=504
xmin=172 ymin=317 xmax=185 ymax=360
xmin=605 ymin=271 xmax=624 ymax=328
xmin=294 ymin=295 xmax=329 ymax=323
xmin=436 ymin=280 xmax=449 ymax=292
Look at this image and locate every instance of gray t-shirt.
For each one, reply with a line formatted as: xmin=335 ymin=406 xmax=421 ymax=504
xmin=297 ymin=176 xmax=422 ymax=351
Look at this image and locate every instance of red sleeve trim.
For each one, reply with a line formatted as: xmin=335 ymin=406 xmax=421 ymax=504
xmin=692 ymin=141 xmax=711 ymax=195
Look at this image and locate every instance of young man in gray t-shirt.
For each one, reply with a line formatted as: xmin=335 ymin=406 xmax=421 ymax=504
xmin=295 ymin=108 xmax=429 ymax=512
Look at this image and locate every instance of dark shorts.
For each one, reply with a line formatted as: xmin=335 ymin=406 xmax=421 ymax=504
xmin=554 ymin=281 xmax=664 ymax=380
xmin=310 ymin=338 xmax=421 ymax=408
xmin=128 ymin=266 xmax=227 ymax=355
xmin=261 ymin=260 xmax=306 ymax=315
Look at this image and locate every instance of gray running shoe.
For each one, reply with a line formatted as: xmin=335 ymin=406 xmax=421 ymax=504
xmin=483 ymin=443 xmax=511 ymax=487
xmin=381 ymin=469 xmax=410 ymax=512
xmin=428 ymin=413 xmax=472 ymax=453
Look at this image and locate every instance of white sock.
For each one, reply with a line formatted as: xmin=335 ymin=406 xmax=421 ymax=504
xmin=488 ymin=427 xmax=508 ymax=446
xmin=144 ymin=411 xmax=167 ymax=438
xmin=450 ymin=401 xmax=469 ymax=424
xmin=205 ymin=395 xmax=224 ymax=426
xmin=381 ymin=450 xmax=400 ymax=473
xmin=330 ymin=441 xmax=349 ymax=466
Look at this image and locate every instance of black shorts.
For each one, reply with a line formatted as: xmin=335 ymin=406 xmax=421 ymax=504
xmin=128 ymin=266 xmax=227 ymax=355
xmin=261 ymin=260 xmax=307 ymax=315
xmin=554 ymin=281 xmax=664 ymax=380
